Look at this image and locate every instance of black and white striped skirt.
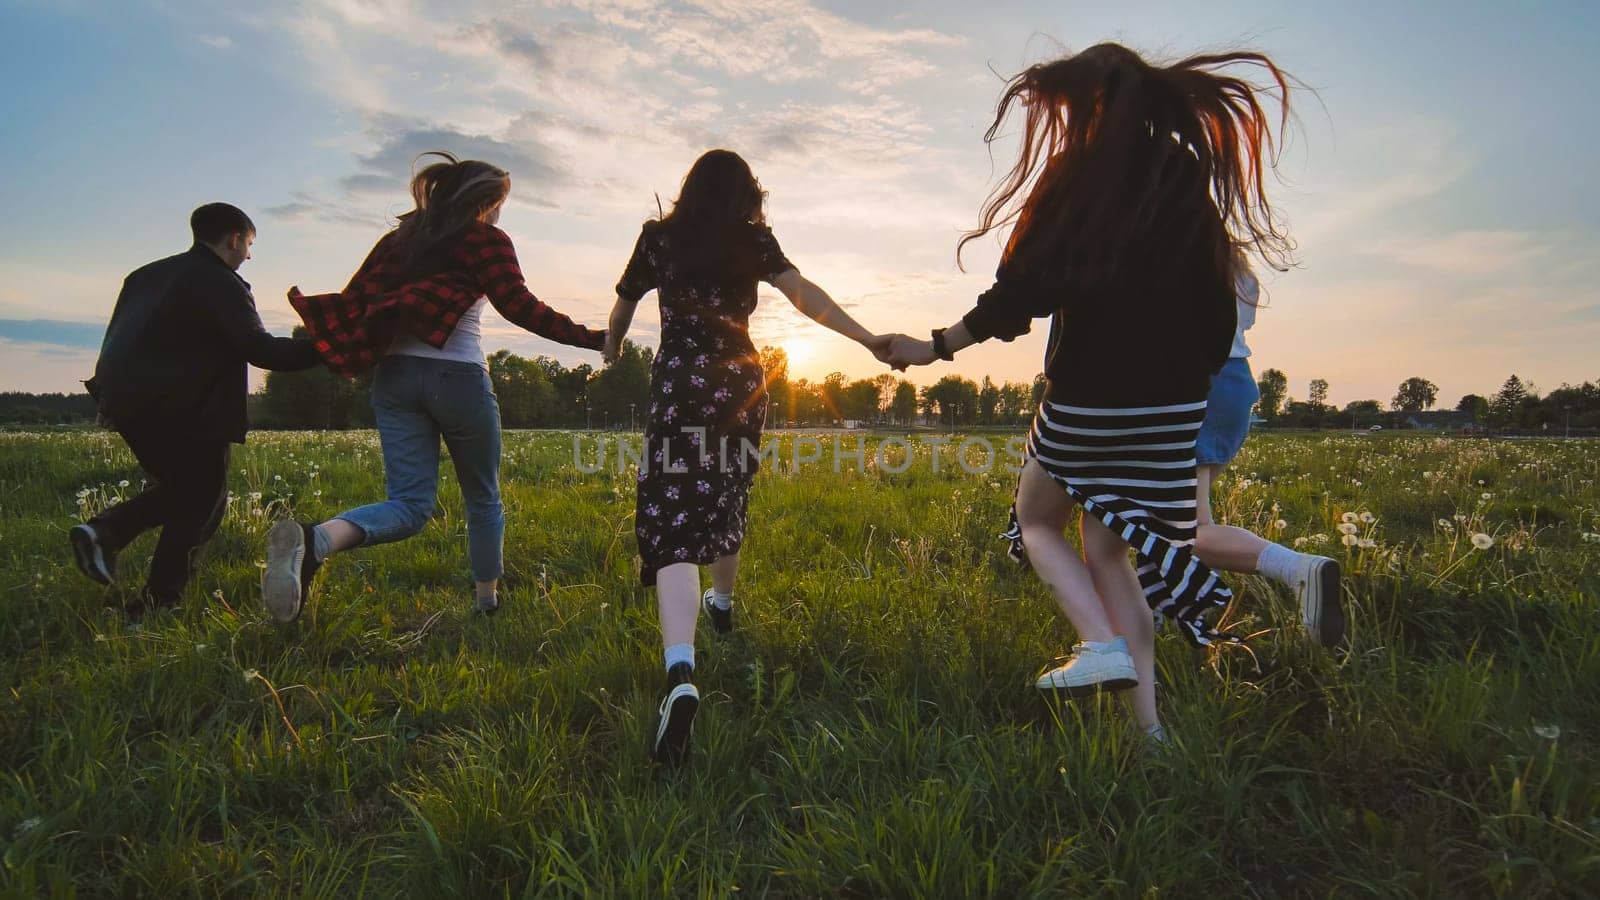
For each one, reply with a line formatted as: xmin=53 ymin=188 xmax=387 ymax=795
xmin=1001 ymin=399 xmax=1238 ymax=646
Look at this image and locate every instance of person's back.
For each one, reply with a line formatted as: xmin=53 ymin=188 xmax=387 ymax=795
xmin=95 ymin=245 xmax=271 ymax=438
xmin=631 ymin=218 xmax=781 ymax=355
xmin=71 ymin=203 xmax=318 ymax=619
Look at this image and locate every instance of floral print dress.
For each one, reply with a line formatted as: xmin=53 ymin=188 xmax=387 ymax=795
xmin=615 ymin=220 xmax=796 ymax=586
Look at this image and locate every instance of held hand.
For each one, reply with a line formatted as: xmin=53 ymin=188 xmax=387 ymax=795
xmin=886 ymin=335 xmax=938 ymax=369
xmin=601 ymin=340 xmax=621 ymax=366
xmin=861 ymin=333 xmax=898 ymax=368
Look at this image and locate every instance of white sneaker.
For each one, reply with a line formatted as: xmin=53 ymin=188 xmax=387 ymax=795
xmin=262 ymin=520 xmax=308 ymax=624
xmin=1297 ymin=556 xmax=1346 ymax=648
xmin=1035 ymin=637 xmax=1138 ymax=696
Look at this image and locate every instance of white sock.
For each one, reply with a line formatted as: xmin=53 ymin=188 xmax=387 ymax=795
xmin=663 ymin=642 xmax=694 ymax=672
xmin=709 ymin=589 xmax=733 ymax=610
xmin=1256 ymin=542 xmax=1307 ymax=586
xmin=311 ymin=523 xmax=335 ymax=563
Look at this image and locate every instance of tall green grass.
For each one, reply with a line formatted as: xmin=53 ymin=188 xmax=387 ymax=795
xmin=1 ymin=430 xmax=1597 ymax=896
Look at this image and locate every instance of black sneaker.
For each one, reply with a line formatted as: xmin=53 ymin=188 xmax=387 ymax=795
xmin=651 ymin=662 xmax=700 ymax=766
xmin=69 ymin=523 xmax=116 ymax=586
xmin=1298 ymin=556 xmax=1346 ymax=648
xmin=263 ymin=520 xmax=320 ymax=623
xmin=701 ymin=588 xmax=732 ymax=634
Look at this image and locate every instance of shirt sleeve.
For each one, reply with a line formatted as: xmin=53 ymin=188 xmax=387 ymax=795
xmin=959 ymin=263 xmax=1063 ymax=343
xmin=752 ymin=224 xmax=797 ymax=284
xmin=614 ymin=225 xmax=658 ymax=303
xmin=467 ymin=226 xmax=606 ymax=350
xmin=210 ymin=274 xmax=321 ymax=371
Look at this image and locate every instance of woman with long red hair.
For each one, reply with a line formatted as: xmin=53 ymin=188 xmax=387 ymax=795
xmin=889 ymin=43 xmax=1296 ymax=743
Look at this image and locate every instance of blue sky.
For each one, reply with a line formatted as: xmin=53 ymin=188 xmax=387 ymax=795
xmin=1 ymin=0 xmax=1596 ymax=407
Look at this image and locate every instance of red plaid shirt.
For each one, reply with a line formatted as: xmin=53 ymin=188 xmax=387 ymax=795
xmin=288 ymin=223 xmax=605 ymax=377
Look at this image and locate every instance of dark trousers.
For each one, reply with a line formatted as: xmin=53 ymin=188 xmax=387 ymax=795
xmin=91 ymin=421 xmax=231 ymax=603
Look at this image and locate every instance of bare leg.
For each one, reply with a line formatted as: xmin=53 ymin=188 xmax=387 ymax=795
xmin=1194 ymin=464 xmax=1272 ymax=572
xmin=1015 ymin=459 xmax=1114 ymax=642
xmin=1081 ymin=513 xmax=1160 ymax=729
xmin=709 ymin=553 xmax=739 ymax=596
xmin=655 ymin=562 xmax=701 ymax=650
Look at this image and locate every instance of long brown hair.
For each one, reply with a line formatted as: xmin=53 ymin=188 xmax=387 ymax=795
xmin=660 ymin=149 xmax=767 ymax=231
xmin=958 ymin=43 xmax=1295 ymax=283
xmin=394 ymin=151 xmax=511 ymax=278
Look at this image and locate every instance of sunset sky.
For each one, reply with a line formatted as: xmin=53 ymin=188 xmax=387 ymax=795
xmin=1 ymin=0 xmax=1596 ymax=407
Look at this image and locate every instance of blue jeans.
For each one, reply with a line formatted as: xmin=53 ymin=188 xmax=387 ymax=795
xmin=336 ymin=355 xmax=504 ymax=582
xmin=1195 ymin=357 xmax=1259 ymax=466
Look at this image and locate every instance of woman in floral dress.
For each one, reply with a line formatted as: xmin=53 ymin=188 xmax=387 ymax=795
xmin=603 ymin=149 xmax=894 ymax=765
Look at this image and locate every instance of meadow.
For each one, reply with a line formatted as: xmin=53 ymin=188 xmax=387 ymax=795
xmin=1 ymin=429 xmax=1598 ymax=897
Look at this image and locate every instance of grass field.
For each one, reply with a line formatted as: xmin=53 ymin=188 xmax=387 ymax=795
xmin=2 ymin=429 xmax=1598 ymax=897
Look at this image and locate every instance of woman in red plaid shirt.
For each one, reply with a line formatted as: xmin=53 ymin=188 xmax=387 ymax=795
xmin=263 ymin=152 xmax=606 ymax=623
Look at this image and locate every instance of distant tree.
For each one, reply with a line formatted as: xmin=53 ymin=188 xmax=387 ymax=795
xmin=841 ymin=379 xmax=881 ymax=423
xmin=820 ymin=372 xmax=847 ymax=421
xmin=1255 ymin=368 xmax=1288 ymax=420
xmin=922 ymin=375 xmax=980 ymax=427
xmin=1308 ymin=378 xmax=1330 ymax=411
xmin=257 ymin=328 xmax=369 ymax=428
xmin=890 ymin=380 xmax=918 ymax=425
xmin=587 ymin=339 xmax=652 ymax=428
xmin=791 ymin=378 xmax=826 ymax=425
xmin=977 ymin=376 xmax=1001 ymax=426
xmin=759 ymin=345 xmax=791 ymax=425
xmin=1343 ymin=399 xmax=1383 ymax=428
xmin=1490 ymin=375 xmax=1528 ymax=427
xmin=1391 ymin=376 xmax=1439 ymax=412
xmin=488 ymin=349 xmax=556 ymax=427
xmin=1456 ymin=393 xmax=1490 ymax=422
xmin=873 ymin=373 xmax=898 ymax=417
xmin=999 ymin=381 xmax=1032 ymax=424
xmin=1030 ymin=373 xmax=1048 ymax=409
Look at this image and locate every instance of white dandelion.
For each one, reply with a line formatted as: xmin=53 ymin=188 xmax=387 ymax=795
xmin=1342 ymin=533 xmax=1358 ymax=547
xmin=1338 ymin=523 xmax=1359 ymax=535
xmin=1471 ymin=533 xmax=1494 ymax=550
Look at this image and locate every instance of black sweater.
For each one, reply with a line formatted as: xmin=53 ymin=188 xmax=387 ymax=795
xmin=89 ymin=246 xmax=319 ymax=443
xmin=960 ymin=233 xmax=1236 ymax=408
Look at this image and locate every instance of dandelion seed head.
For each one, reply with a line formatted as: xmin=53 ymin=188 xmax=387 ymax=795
xmin=1471 ymin=533 xmax=1494 ymax=550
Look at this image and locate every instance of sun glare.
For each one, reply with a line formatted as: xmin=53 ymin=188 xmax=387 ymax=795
xmin=782 ymin=337 xmax=816 ymax=375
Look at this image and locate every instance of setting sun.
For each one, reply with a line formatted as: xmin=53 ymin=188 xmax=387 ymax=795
xmin=781 ymin=336 xmax=817 ymax=374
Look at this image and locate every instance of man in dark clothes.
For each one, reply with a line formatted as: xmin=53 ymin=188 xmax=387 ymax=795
xmin=71 ymin=203 xmax=321 ymax=619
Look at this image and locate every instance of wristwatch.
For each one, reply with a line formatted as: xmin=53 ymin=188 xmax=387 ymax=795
xmin=931 ymin=328 xmax=955 ymax=361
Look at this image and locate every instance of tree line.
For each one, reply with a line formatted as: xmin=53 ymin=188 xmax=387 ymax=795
xmin=1253 ymin=369 xmax=1600 ymax=432
xmin=6 ymin=346 xmax=1595 ymax=434
xmin=247 ymin=336 xmax=1048 ymax=430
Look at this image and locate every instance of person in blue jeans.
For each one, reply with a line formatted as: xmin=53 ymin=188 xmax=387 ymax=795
xmin=262 ymin=154 xmax=604 ymax=622
xmin=1189 ymin=263 xmax=1346 ymax=647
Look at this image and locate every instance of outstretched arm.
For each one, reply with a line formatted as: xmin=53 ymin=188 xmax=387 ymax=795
xmin=602 ymin=297 xmax=637 ymax=365
xmin=469 ymin=227 xmax=606 ymax=350
xmin=771 ymin=269 xmax=892 ymax=361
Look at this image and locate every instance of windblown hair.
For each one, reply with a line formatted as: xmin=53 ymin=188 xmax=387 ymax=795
xmin=394 ymin=151 xmax=511 ymax=278
xmin=654 ymin=149 xmax=768 ymax=272
xmin=958 ymin=43 xmax=1295 ymax=283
